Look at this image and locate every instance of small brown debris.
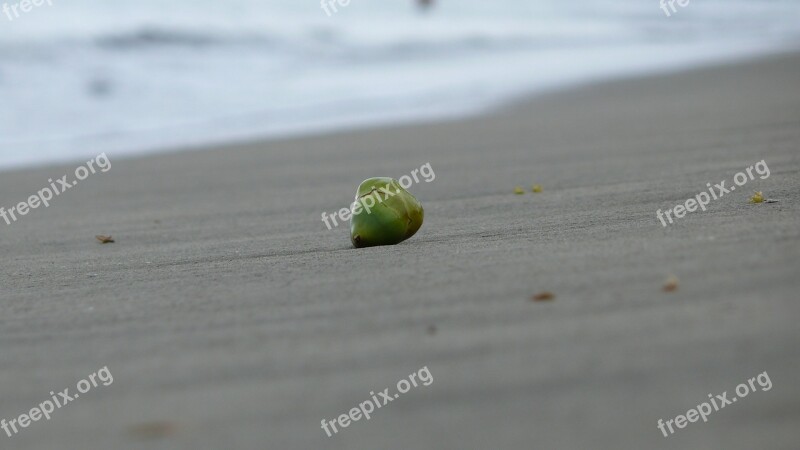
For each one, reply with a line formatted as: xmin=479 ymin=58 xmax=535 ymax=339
xmin=128 ymin=421 xmax=179 ymax=439
xmin=531 ymin=291 xmax=555 ymax=302
xmin=95 ymin=235 xmax=115 ymax=244
xmin=663 ymin=275 xmax=679 ymax=292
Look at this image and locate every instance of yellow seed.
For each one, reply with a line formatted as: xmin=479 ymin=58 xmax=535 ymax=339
xmin=749 ymin=191 xmax=764 ymax=203
xmin=514 ymin=186 xmax=525 ymax=195
xmin=532 ymin=184 xmax=543 ymax=193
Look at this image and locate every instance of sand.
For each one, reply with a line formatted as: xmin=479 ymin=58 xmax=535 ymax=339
xmin=1 ymin=52 xmax=799 ymax=449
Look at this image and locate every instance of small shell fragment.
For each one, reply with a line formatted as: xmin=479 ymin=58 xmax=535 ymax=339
xmin=531 ymin=291 xmax=555 ymax=302
xmin=663 ymin=275 xmax=679 ymax=292
xmin=95 ymin=235 xmax=115 ymax=244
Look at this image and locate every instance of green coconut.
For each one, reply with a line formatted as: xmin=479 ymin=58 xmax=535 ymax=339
xmin=350 ymin=177 xmax=424 ymax=248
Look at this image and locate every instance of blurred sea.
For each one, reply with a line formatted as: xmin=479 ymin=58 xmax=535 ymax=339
xmin=1 ymin=0 xmax=799 ymax=168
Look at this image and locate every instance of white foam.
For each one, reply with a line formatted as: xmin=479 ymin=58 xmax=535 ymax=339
xmin=1 ymin=0 xmax=799 ymax=169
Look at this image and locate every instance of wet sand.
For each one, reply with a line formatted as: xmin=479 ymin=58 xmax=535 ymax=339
xmin=1 ymin=52 xmax=799 ymax=449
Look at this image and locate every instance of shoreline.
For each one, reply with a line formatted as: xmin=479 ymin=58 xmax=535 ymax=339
xmin=2 ymin=46 xmax=798 ymax=174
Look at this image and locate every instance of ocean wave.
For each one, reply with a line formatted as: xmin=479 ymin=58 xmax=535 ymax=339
xmin=83 ymin=24 xmax=619 ymax=61
xmin=2 ymin=0 xmax=800 ymax=169
xmin=93 ymin=27 xmax=274 ymax=49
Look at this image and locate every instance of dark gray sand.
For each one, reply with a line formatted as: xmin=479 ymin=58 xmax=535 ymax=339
xmin=1 ymin=52 xmax=799 ymax=449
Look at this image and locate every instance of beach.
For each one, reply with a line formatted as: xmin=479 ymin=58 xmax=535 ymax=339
xmin=1 ymin=51 xmax=799 ymax=449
